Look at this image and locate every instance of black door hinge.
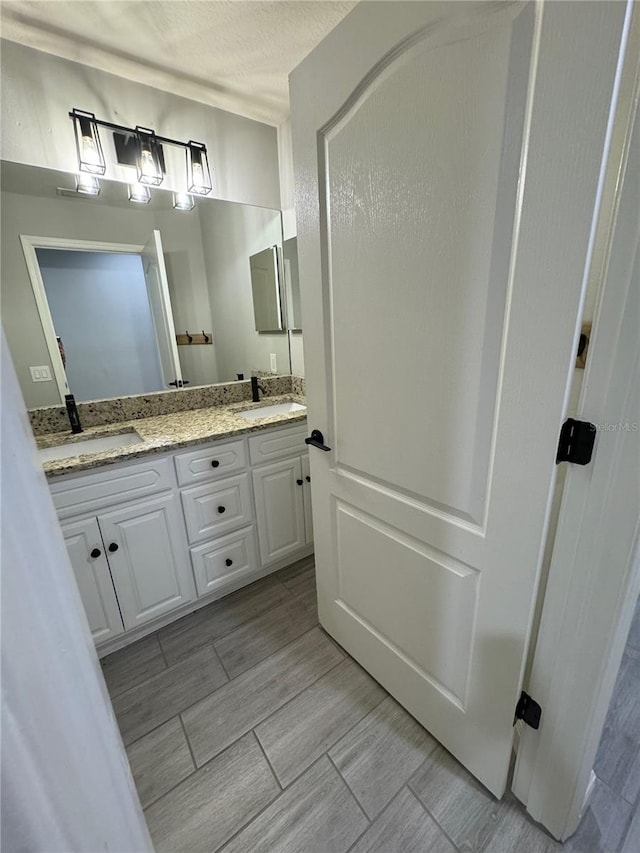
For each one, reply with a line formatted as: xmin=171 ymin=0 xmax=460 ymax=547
xmin=514 ymin=691 xmax=542 ymax=730
xmin=556 ymin=418 xmax=596 ymax=465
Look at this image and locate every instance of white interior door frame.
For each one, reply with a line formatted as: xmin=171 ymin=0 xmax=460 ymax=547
xmin=513 ymin=7 xmax=640 ymax=838
xmin=19 ymin=235 xmax=144 ymax=402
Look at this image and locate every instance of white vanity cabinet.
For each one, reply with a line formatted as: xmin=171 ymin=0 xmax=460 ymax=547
xmin=61 ymin=517 xmax=124 ymax=644
xmin=51 ymin=455 xmax=195 ymax=640
xmin=249 ymin=426 xmax=314 ymax=565
xmin=96 ymin=494 xmax=194 ymax=630
xmin=49 ymin=422 xmax=313 ymax=653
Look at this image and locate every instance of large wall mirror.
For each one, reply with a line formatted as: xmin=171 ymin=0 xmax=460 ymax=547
xmin=1 ymin=161 xmax=294 ymax=409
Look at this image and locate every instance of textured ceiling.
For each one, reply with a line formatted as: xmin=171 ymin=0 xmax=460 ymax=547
xmin=0 ymin=0 xmax=357 ymax=125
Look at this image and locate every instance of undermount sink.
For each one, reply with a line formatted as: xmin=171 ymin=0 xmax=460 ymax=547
xmin=238 ymin=402 xmax=306 ymax=421
xmin=38 ymin=431 xmax=143 ymax=462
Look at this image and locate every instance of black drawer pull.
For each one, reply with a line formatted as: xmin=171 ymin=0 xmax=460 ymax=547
xmin=305 ymin=475 xmax=311 ymax=483
xmin=211 ymin=459 xmax=220 ymax=468
xmin=108 ymin=542 xmax=119 ymax=553
xmin=225 ymin=558 xmax=233 ymax=567
xmin=218 ymin=506 xmax=226 ymax=514
xmin=305 ymin=429 xmax=331 ymax=452
xmin=297 ymin=478 xmax=303 ymax=486
xmin=90 ymin=548 xmax=101 ymax=559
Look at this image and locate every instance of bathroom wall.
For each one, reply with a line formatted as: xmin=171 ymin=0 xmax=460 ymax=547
xmin=198 ymin=201 xmax=286 ymax=380
xmin=0 ymin=188 xmax=217 ymax=407
xmin=36 ymin=249 xmax=164 ymax=400
xmin=0 ymin=39 xmax=281 ymax=210
xmin=278 ymin=119 xmax=305 ymax=377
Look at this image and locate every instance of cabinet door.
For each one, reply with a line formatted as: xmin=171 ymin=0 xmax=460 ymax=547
xmin=98 ymin=494 xmax=195 ymax=630
xmin=301 ymin=455 xmax=314 ymax=546
xmin=61 ymin=517 xmax=124 ymax=644
xmin=252 ymin=457 xmax=306 ymax=565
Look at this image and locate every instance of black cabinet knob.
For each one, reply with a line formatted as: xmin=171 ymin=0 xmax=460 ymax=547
xmin=225 ymin=558 xmax=233 ymax=567
xmin=218 ymin=506 xmax=226 ymax=514
xmin=305 ymin=475 xmax=311 ymax=483
xmin=211 ymin=459 xmax=220 ymax=468
xmin=108 ymin=542 xmax=119 ymax=553
xmin=90 ymin=548 xmax=101 ymax=559
xmin=296 ymin=479 xmax=303 ymax=486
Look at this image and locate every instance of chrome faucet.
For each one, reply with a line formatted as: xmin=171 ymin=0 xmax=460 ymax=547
xmin=251 ymin=376 xmax=267 ymax=403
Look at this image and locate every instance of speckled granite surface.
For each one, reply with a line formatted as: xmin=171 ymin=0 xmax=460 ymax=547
xmin=292 ymin=376 xmax=306 ymax=396
xmin=37 ymin=394 xmax=307 ymax=479
xmin=29 ymin=375 xmax=294 ymax=435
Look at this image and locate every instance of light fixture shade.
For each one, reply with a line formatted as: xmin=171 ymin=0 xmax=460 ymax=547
xmin=173 ymin=192 xmax=195 ymax=211
xmin=186 ymin=142 xmax=212 ymax=195
xmin=75 ymin=174 xmax=100 ymax=196
xmin=128 ymin=183 xmax=151 ymax=204
xmin=135 ymin=127 xmax=164 ymax=186
xmin=71 ymin=109 xmax=106 ymax=175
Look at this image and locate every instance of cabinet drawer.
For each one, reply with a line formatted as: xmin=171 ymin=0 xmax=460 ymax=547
xmin=51 ymin=456 xmax=173 ymax=518
xmin=248 ymin=425 xmax=308 ymax=465
xmin=181 ymin=473 xmax=253 ymax=544
xmin=175 ymin=439 xmax=247 ymax=486
xmin=190 ymin=526 xmax=258 ymax=597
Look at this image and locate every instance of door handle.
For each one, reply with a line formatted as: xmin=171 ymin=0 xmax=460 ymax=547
xmin=305 ymin=429 xmax=331 ymax=452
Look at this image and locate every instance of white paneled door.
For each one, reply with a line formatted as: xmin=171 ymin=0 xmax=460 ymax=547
xmin=291 ymin=1 xmax=628 ymax=797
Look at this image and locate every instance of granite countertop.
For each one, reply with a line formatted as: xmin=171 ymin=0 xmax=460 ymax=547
xmin=37 ymin=395 xmax=307 ymax=479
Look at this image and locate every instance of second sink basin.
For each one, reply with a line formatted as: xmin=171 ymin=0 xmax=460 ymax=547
xmin=238 ymin=402 xmax=306 ymax=421
xmin=39 ymin=431 xmax=143 ymax=462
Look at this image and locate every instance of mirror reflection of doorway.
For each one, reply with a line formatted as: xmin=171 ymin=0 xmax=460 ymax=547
xmin=35 ymin=248 xmax=165 ymax=401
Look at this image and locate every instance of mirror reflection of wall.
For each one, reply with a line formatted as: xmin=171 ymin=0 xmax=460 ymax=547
xmin=36 ymin=249 xmax=165 ymax=401
xmin=0 ymin=161 xmax=293 ymax=408
xmin=250 ymin=247 xmax=283 ymax=332
xmin=283 ymin=237 xmax=302 ymax=331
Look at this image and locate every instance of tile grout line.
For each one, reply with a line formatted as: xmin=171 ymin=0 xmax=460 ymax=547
xmin=406 ymin=754 xmax=467 ymax=853
xmin=255 ymin=686 xmax=389 ymax=795
xmin=327 ymin=752 xmax=372 ymax=826
xmin=178 ymin=713 xmax=199 ymax=772
xmin=209 ymin=640 xmax=232 ymax=682
xmin=121 ymin=626 xmax=339 ymax=752
xmin=151 ymin=577 xmax=302 ymax=662
xmin=156 ymin=632 xmax=169 ymax=668
xmin=213 ymin=750 xmax=349 ymax=853
xmin=343 ymin=785 xmax=427 ymax=853
xmin=251 ymin=730 xmax=284 ymax=792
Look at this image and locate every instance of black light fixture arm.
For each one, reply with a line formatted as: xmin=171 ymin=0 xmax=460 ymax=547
xmin=68 ymin=111 xmax=202 ymax=152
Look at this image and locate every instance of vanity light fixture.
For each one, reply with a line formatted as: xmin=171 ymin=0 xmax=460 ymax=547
xmin=186 ymin=142 xmax=213 ymax=195
xmin=135 ymin=127 xmax=164 ymax=186
xmin=173 ymin=191 xmax=195 ymax=211
xmin=70 ymin=109 xmax=106 ymax=175
xmin=75 ymin=174 xmax=100 ymax=196
xmin=69 ymin=109 xmax=213 ymax=196
xmin=128 ymin=183 xmax=151 ymax=204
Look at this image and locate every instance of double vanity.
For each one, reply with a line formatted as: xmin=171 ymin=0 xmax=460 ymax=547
xmin=35 ymin=386 xmax=313 ymax=656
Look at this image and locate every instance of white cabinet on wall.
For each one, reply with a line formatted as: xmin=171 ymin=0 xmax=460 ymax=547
xmin=61 ymin=517 xmax=124 ymax=644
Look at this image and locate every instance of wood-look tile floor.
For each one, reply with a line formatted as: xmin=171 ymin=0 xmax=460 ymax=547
xmin=102 ymin=558 xmax=637 ymax=853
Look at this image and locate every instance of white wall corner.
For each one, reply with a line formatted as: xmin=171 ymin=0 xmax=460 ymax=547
xmin=278 ymin=118 xmax=297 ymax=240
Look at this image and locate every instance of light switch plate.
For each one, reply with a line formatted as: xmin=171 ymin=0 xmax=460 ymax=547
xmin=270 ymin=353 xmax=277 ymax=373
xmin=30 ymin=365 xmax=52 ymax=382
